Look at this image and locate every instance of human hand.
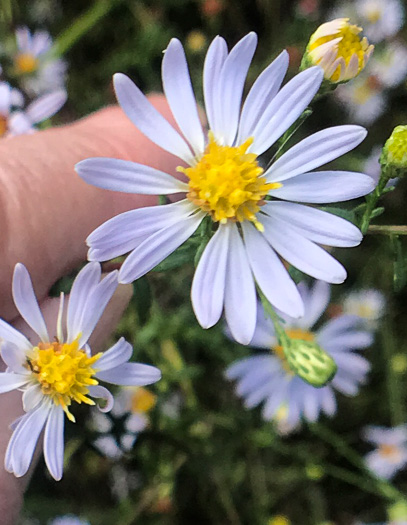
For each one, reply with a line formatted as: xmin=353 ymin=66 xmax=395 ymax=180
xmin=0 ymin=97 xmax=178 ymax=524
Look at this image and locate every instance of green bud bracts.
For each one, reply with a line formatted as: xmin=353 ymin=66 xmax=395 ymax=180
xmin=381 ymin=125 xmax=407 ymax=180
xmin=283 ymin=339 xmax=338 ymax=388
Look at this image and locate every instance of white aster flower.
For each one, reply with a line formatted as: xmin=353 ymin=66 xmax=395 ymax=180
xmin=363 ymin=425 xmax=407 ymax=479
xmin=76 ymin=33 xmax=375 ymax=345
xmin=92 ymin=386 xmax=156 ymax=459
xmin=0 ymin=263 xmax=161 ymax=480
xmin=13 ymin=26 xmax=66 ymax=95
xmin=342 ymin=288 xmax=386 ymax=325
xmin=335 ymin=74 xmax=386 ymax=124
xmin=49 ymin=517 xmax=90 ymax=525
xmin=226 ymin=280 xmax=373 ymax=427
xmin=355 ymin=0 xmax=404 ymax=43
xmin=370 ymin=42 xmax=407 ymax=89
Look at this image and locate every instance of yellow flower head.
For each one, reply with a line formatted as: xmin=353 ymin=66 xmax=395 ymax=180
xmin=304 ymin=18 xmax=374 ymax=83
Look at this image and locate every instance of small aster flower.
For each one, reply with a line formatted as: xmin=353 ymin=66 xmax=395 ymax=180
xmin=363 ymin=425 xmax=407 ymax=479
xmin=335 ymin=74 xmax=386 ymax=124
xmin=0 ymin=262 xmax=161 ymax=480
xmin=13 ymin=26 xmax=66 ymax=95
xmin=342 ymin=289 xmax=385 ymax=325
xmin=92 ymin=386 xmax=156 ymax=459
xmin=370 ymin=42 xmax=407 ymax=88
xmin=303 ymin=18 xmax=374 ymax=83
xmin=355 ymin=0 xmax=404 ymax=43
xmin=49 ymin=517 xmax=90 ymax=525
xmin=226 ymin=280 xmax=373 ymax=427
xmin=77 ymin=33 xmax=375 ymax=345
xmin=0 ymin=83 xmax=67 ymax=137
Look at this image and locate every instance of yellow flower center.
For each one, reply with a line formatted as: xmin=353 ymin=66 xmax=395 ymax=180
xmin=310 ymin=20 xmax=371 ymax=82
xmin=131 ymin=387 xmax=157 ymax=414
xmin=15 ymin=52 xmax=39 ymax=74
xmin=0 ymin=115 xmax=8 ymax=137
xmin=378 ymin=444 xmax=403 ymax=463
xmin=27 ymin=340 xmax=102 ymax=422
xmin=179 ymin=134 xmax=281 ymax=231
xmin=273 ymin=328 xmax=315 ymax=374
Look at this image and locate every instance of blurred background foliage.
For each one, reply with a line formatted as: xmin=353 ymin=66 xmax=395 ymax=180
xmin=3 ymin=0 xmax=407 ymax=524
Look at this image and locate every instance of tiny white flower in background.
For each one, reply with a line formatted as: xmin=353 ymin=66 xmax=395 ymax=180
xmin=355 ymin=0 xmax=404 ymax=44
xmin=92 ymin=386 xmax=157 ymax=459
xmin=370 ymin=42 xmax=407 ymax=89
xmin=48 ymin=516 xmax=90 ymax=525
xmin=226 ymin=280 xmax=373 ymax=428
xmin=13 ymin=26 xmax=66 ymax=95
xmin=363 ymin=425 xmax=407 ymax=479
xmin=0 ymin=263 xmax=161 ymax=480
xmin=335 ymin=74 xmax=386 ymax=125
xmin=76 ymin=33 xmax=375 ymax=345
xmin=342 ymin=289 xmax=386 ymax=326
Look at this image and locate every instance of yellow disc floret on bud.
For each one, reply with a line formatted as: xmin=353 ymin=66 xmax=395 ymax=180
xmin=15 ymin=53 xmax=39 ymax=74
xmin=27 ymin=339 xmax=101 ymax=422
xmin=305 ymin=18 xmax=374 ymax=83
xmin=179 ymin=134 xmax=281 ymax=231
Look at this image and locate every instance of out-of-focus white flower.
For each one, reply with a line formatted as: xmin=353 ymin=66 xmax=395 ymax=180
xmin=342 ymin=289 xmax=386 ymax=325
xmin=226 ymin=281 xmax=373 ymax=429
xmin=13 ymin=26 xmax=66 ymax=95
xmin=49 ymin=516 xmax=90 ymax=525
xmin=355 ymin=0 xmax=404 ymax=43
xmin=363 ymin=425 xmax=407 ymax=479
xmin=370 ymin=42 xmax=407 ymax=88
xmin=93 ymin=386 xmax=157 ymax=459
xmin=0 ymin=263 xmax=161 ymax=480
xmin=335 ymin=74 xmax=386 ymax=124
xmin=77 ymin=33 xmax=375 ymax=345
xmin=304 ymin=18 xmax=373 ymax=82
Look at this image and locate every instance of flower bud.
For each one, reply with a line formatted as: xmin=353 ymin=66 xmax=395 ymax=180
xmin=302 ymin=18 xmax=374 ymax=84
xmin=380 ymin=125 xmax=407 ymax=180
xmin=284 ymin=339 xmax=337 ymax=387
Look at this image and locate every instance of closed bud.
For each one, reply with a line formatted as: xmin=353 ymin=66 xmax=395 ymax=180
xmin=380 ymin=125 xmax=407 ymax=180
xmin=284 ymin=339 xmax=337 ymax=387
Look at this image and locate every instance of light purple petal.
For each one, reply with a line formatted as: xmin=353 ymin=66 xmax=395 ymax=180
xmin=22 ymin=383 xmax=43 ymax=411
xmin=191 ymin=224 xmax=230 ymax=329
xmin=300 ymin=280 xmax=331 ymax=329
xmin=241 ymin=222 xmax=304 ymax=317
xmin=113 ymin=73 xmax=194 ymax=164
xmin=224 ymin=225 xmax=256 ymax=345
xmin=95 ymin=337 xmax=133 ymax=371
xmin=25 ymin=90 xmax=67 ymax=124
xmin=162 ymin=38 xmax=204 ymax=155
xmin=12 ymin=263 xmax=49 ymax=342
xmin=0 ymin=319 xmax=32 ymax=352
xmin=264 ymin=201 xmax=362 ymax=247
xmin=43 ymin=405 xmax=64 ymax=480
xmin=76 ymin=157 xmax=189 ymax=195
xmin=96 ymin=363 xmax=162 ymax=386
xmin=265 ymin=126 xmax=367 ymax=182
xmin=88 ymin=385 xmax=114 ymax=413
xmin=248 ymin=67 xmax=323 ymax=155
xmin=0 ymin=372 xmax=29 ymax=393
xmin=317 ymin=315 xmax=363 ymax=344
xmin=119 ymin=212 xmax=204 ymax=283
xmin=237 ymin=50 xmax=289 ymax=143
xmin=1 ymin=341 xmax=28 ymax=372
xmin=203 ymin=36 xmax=228 ymax=135
xmin=269 ymin=171 xmax=376 ymax=203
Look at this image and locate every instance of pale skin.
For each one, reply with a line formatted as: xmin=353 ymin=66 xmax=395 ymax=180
xmin=0 ymin=97 xmax=178 ymax=524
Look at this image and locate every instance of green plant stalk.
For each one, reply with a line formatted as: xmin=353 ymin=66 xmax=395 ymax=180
xmin=382 ymin=319 xmax=405 ymax=426
xmin=258 ymin=288 xmax=289 ymax=347
xmin=368 ymin=225 xmax=407 ymax=236
xmin=52 ymin=0 xmax=122 ymax=57
xmin=310 ymin=423 xmax=407 ymax=503
xmin=360 ymin=176 xmax=389 ymax=234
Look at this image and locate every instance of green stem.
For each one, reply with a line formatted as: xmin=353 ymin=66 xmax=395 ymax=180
xmin=258 ymin=288 xmax=289 ymax=346
xmin=368 ymin=225 xmax=407 ymax=236
xmin=360 ymin=177 xmax=388 ymax=234
xmin=382 ymin=319 xmax=405 ymax=426
xmin=52 ymin=0 xmax=122 ymax=57
xmin=310 ymin=423 xmax=407 ymax=503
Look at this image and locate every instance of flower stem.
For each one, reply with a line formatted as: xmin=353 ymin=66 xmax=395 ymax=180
xmin=258 ymin=288 xmax=289 ymax=347
xmin=360 ymin=176 xmax=389 ymax=234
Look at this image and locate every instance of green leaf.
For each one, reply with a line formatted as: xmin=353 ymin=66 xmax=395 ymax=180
xmin=133 ymin=276 xmax=152 ymax=325
xmin=320 ymin=206 xmax=358 ymax=225
xmin=152 ymin=239 xmax=199 ymax=272
xmin=370 ymin=207 xmax=385 ymax=219
xmin=391 ymin=235 xmax=407 ymax=293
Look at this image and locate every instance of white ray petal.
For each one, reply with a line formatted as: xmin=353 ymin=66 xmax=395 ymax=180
xmin=95 ymin=363 xmax=161 ymax=386
xmin=43 ymin=405 xmax=64 ymax=480
xmin=203 ymin=36 xmax=228 ymax=135
xmin=95 ymin=337 xmax=133 ymax=371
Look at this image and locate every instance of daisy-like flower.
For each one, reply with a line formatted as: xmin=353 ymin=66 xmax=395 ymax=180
xmin=49 ymin=517 xmax=90 ymax=525
xmin=303 ymin=18 xmax=374 ymax=83
xmin=13 ymin=26 xmax=66 ymax=95
xmin=363 ymin=425 xmax=407 ymax=479
xmin=335 ymin=74 xmax=386 ymax=125
xmin=0 ymin=82 xmax=67 ymax=137
xmin=342 ymin=288 xmax=385 ymax=325
xmin=0 ymin=263 xmax=161 ymax=480
xmin=76 ymin=33 xmax=375 ymax=345
xmin=92 ymin=386 xmax=157 ymax=459
xmin=355 ymin=0 xmax=404 ymax=44
xmin=226 ymin=280 xmax=373 ymax=427
xmin=370 ymin=42 xmax=407 ymax=89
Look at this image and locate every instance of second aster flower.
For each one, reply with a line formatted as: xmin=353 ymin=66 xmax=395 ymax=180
xmin=76 ymin=33 xmax=375 ymax=345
